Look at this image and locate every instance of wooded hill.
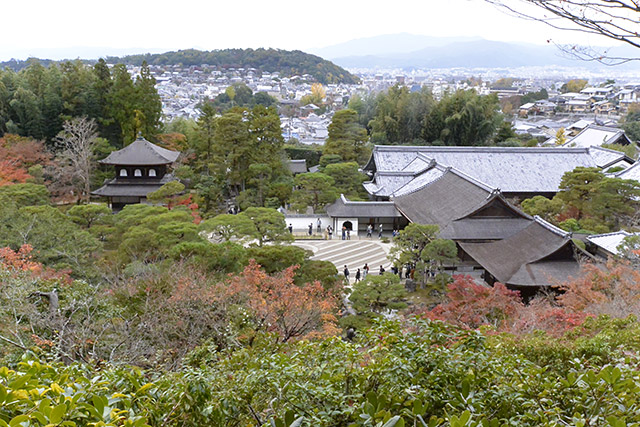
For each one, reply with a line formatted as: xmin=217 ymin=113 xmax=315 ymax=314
xmin=0 ymin=48 xmax=359 ymax=85
xmin=108 ymin=48 xmax=359 ymax=84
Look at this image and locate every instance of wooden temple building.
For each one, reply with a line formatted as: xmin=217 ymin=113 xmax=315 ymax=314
xmin=316 ymin=145 xmax=614 ymax=295
xmin=92 ymin=135 xmax=181 ymax=210
xmin=362 ymin=145 xmax=634 ymax=200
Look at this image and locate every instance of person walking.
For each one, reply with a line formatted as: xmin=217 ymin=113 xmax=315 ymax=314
xmin=366 ymin=224 xmax=372 ymax=238
xmin=363 ymin=263 xmax=369 ymax=278
xmin=346 ymin=229 xmax=351 ymax=240
xmin=343 ymin=265 xmax=350 ymax=282
xmin=379 ymin=265 xmax=385 ymax=274
xmin=317 ymin=218 xmax=322 ymax=233
xmin=288 ymin=224 xmax=293 ymax=233
xmin=308 ymin=223 xmax=313 ymax=236
xmin=378 ymin=223 xmax=383 ymax=239
xmin=341 ymin=226 xmax=346 ymax=240
xmin=327 ymin=225 xmax=333 ymax=240
xmin=355 ymin=268 xmax=361 ymax=282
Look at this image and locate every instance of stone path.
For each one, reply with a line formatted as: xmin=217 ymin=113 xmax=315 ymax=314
xmin=293 ymin=239 xmax=393 ymax=280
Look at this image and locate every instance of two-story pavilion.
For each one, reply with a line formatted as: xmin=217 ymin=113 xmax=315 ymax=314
xmin=92 ymin=135 xmax=181 ymax=210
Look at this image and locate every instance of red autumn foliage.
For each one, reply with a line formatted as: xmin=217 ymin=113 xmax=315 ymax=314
xmin=0 ymin=159 xmax=32 ymax=185
xmin=156 ymin=133 xmax=189 ymax=151
xmin=0 ymin=134 xmax=52 ymax=167
xmin=223 ymin=260 xmax=340 ymax=342
xmin=0 ymin=245 xmax=72 ymax=284
xmin=175 ymin=194 xmax=202 ymax=224
xmin=509 ymin=295 xmax=592 ymax=335
xmin=169 ymin=260 xmax=339 ymax=343
xmin=420 ymin=274 xmax=592 ymax=336
xmin=424 ymin=276 xmax=523 ymax=330
xmin=162 ymin=260 xmax=339 ymax=342
xmin=0 ymin=134 xmax=52 ymax=186
xmin=556 ymin=260 xmax=640 ymax=316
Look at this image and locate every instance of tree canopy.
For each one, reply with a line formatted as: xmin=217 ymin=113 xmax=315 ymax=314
xmin=324 ymin=109 xmax=370 ymax=164
xmin=0 ymin=59 xmax=161 ymax=147
xmin=103 ymin=48 xmax=359 ymax=84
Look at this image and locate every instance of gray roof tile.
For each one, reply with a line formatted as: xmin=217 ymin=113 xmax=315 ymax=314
xmin=326 ymin=194 xmax=401 ymax=217
xmin=365 ymin=145 xmax=602 ymax=195
xmin=99 ymin=136 xmax=180 ymax=165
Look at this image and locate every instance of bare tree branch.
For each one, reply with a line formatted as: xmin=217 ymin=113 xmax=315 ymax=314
xmin=55 ymin=117 xmax=99 ymax=203
xmin=485 ymin=0 xmax=640 ymax=64
xmin=0 ymin=334 xmax=27 ymax=350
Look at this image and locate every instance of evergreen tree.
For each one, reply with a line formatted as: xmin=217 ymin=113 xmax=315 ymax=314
xmin=135 ymin=61 xmax=162 ymax=139
xmin=248 ymin=105 xmax=286 ymax=174
xmin=92 ymin=59 xmax=119 ymax=143
xmin=194 ymin=102 xmax=217 ymax=170
xmin=290 ymin=173 xmax=339 ymax=213
xmin=423 ymin=90 xmax=501 ymax=146
xmin=324 ymin=109 xmax=369 ymax=164
xmin=108 ymin=64 xmax=137 ymax=146
xmin=369 ymin=85 xmax=434 ymax=144
xmin=41 ymin=65 xmax=63 ymax=142
xmin=10 ymin=87 xmax=44 ymax=139
xmin=212 ymin=110 xmax=251 ymax=193
xmin=323 ymin=162 xmax=368 ymax=199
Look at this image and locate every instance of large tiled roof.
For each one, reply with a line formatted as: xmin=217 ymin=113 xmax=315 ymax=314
xmin=287 ymin=159 xmax=308 ymax=174
xmin=586 ymin=230 xmax=634 ymax=256
xmin=458 ymin=217 xmax=581 ymax=287
xmin=616 ymin=161 xmax=640 ymax=181
xmin=588 ymin=146 xmax=632 ymax=169
xmin=364 ymin=145 xmax=600 ymax=195
xmin=439 ymin=191 xmax=534 ymax=240
xmin=440 ymin=217 xmax=532 ymax=241
xmin=92 ymin=174 xmax=177 ymax=197
xmin=99 ymin=136 xmax=180 ymax=165
xmin=393 ymin=168 xmax=492 ymax=228
xmin=325 ymin=194 xmax=401 ymax=218
xmin=563 ymin=124 xmax=632 ymax=148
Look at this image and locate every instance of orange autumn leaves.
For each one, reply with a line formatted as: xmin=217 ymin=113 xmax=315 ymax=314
xmin=0 ymin=244 xmax=71 ymax=284
xmin=0 ymin=135 xmax=51 ymax=186
xmin=168 ymin=260 xmax=340 ymax=343
xmin=422 ymin=260 xmax=640 ymax=336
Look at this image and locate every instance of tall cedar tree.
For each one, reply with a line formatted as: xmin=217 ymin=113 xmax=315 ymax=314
xmin=324 ymin=109 xmax=369 ymax=164
xmin=134 ymin=61 xmax=162 ymax=140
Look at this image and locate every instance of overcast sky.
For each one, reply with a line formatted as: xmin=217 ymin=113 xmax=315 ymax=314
xmin=0 ymin=0 xmax=617 ymax=61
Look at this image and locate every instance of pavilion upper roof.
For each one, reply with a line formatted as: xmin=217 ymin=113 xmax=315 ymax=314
xmin=99 ymin=135 xmax=180 ymax=166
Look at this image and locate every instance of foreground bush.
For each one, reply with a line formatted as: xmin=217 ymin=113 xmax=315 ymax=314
xmin=5 ymin=317 xmax=640 ymax=426
xmin=0 ymin=356 xmax=152 ymax=426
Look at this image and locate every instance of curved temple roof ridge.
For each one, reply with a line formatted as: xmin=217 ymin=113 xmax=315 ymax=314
xmin=99 ymin=135 xmax=181 ymax=166
xmin=533 ymin=215 xmax=571 ymax=238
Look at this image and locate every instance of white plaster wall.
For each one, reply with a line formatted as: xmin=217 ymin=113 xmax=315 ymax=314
xmin=334 ymin=218 xmax=359 ymax=238
xmin=285 ymin=215 xmax=331 ymax=234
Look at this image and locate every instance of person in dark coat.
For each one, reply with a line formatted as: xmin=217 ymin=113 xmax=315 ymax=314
xmin=355 ymin=268 xmax=361 ymax=282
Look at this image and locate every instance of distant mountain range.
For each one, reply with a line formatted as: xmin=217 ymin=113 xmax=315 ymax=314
xmin=309 ymin=33 xmax=483 ymax=59
xmin=310 ymin=33 xmax=640 ymax=71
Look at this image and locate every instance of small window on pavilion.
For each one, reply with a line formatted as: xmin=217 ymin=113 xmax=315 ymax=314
xmin=134 ymin=169 xmax=142 ymax=177
xmin=119 ymin=169 xmax=128 ymax=177
xmin=149 ymin=168 xmax=156 ymax=177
